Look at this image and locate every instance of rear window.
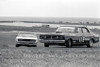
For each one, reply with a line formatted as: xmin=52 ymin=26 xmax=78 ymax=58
xmin=56 ymin=27 xmax=75 ymax=33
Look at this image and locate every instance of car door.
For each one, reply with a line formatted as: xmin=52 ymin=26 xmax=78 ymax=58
xmin=82 ymin=27 xmax=93 ymax=41
xmin=73 ymin=27 xmax=84 ymax=42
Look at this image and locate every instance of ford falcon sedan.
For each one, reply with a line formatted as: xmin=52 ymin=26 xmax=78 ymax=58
xmin=39 ymin=26 xmax=99 ymax=48
xmin=16 ymin=33 xmax=38 ymax=47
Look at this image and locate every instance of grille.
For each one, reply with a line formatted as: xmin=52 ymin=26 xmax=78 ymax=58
xmin=18 ymin=39 xmax=36 ymax=42
xmin=40 ymin=35 xmax=65 ymax=40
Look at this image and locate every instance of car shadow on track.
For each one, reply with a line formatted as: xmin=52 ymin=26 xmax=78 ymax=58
xmin=50 ymin=45 xmax=100 ymax=48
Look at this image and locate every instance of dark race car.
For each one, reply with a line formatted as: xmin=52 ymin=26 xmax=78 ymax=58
xmin=39 ymin=26 xmax=99 ymax=48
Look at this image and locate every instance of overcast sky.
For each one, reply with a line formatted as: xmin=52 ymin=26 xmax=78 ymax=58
xmin=0 ymin=0 xmax=100 ymax=18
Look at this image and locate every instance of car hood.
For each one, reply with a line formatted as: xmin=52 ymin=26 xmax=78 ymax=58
xmin=91 ymin=32 xmax=99 ymax=37
xmin=16 ymin=36 xmax=38 ymax=40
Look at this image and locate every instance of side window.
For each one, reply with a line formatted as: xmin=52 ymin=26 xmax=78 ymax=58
xmin=82 ymin=28 xmax=89 ymax=33
xmin=77 ymin=28 xmax=82 ymax=33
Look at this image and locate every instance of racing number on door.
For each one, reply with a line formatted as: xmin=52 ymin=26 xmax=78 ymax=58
xmin=79 ymin=36 xmax=85 ymax=42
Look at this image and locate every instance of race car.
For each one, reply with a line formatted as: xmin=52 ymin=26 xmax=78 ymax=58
xmin=16 ymin=33 xmax=38 ymax=47
xmin=39 ymin=26 xmax=99 ymax=48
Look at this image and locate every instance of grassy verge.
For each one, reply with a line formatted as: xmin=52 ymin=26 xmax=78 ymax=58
xmin=0 ymin=25 xmax=56 ymax=32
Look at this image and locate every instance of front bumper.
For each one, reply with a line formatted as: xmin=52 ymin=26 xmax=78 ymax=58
xmin=16 ymin=41 xmax=37 ymax=45
xmin=39 ymin=39 xmax=65 ymax=43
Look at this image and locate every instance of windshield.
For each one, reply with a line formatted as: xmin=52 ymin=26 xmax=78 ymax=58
xmin=56 ymin=27 xmax=75 ymax=33
xmin=18 ymin=34 xmax=36 ymax=37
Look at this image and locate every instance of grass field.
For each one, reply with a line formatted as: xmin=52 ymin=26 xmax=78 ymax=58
xmin=0 ymin=25 xmax=100 ymax=67
xmin=0 ymin=25 xmax=57 ymax=33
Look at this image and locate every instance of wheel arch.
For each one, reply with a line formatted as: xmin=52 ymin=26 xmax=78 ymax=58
xmin=90 ymin=38 xmax=95 ymax=43
xmin=65 ymin=38 xmax=73 ymax=42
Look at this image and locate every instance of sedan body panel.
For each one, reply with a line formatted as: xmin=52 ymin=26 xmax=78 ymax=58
xmin=39 ymin=26 xmax=99 ymax=46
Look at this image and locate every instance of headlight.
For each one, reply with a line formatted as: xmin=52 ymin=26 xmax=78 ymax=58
xmin=40 ymin=35 xmax=46 ymax=39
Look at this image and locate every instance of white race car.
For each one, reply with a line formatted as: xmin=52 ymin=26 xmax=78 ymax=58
xmin=16 ymin=33 xmax=38 ymax=47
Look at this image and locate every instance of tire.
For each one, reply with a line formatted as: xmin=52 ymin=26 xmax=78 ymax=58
xmin=87 ymin=40 xmax=93 ymax=48
xmin=30 ymin=45 xmax=37 ymax=47
xmin=16 ymin=44 xmax=20 ymax=47
xmin=33 ymin=45 xmax=37 ymax=47
xmin=44 ymin=43 xmax=49 ymax=47
xmin=65 ymin=40 xmax=72 ymax=48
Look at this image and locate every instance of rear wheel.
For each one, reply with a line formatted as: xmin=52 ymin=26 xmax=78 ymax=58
xmin=44 ymin=43 xmax=49 ymax=47
xmin=34 ymin=45 xmax=37 ymax=47
xmin=87 ymin=40 xmax=93 ymax=48
xmin=31 ymin=45 xmax=37 ymax=47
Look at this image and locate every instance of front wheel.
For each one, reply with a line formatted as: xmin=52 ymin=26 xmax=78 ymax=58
xmin=44 ymin=43 xmax=49 ymax=47
xmin=87 ymin=40 xmax=93 ymax=48
xmin=33 ymin=45 xmax=37 ymax=47
xmin=16 ymin=44 xmax=21 ymax=47
xmin=65 ymin=40 xmax=72 ymax=48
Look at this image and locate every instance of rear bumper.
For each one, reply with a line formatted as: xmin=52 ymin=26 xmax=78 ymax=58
xmin=93 ymin=37 xmax=99 ymax=43
xmin=39 ymin=39 xmax=65 ymax=43
xmin=94 ymin=39 xmax=99 ymax=43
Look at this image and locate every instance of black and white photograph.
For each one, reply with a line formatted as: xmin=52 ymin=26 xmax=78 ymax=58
xmin=0 ymin=0 xmax=100 ymax=67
